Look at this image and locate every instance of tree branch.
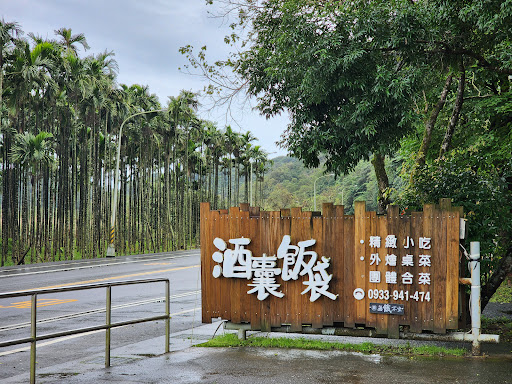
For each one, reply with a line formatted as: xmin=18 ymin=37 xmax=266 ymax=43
xmin=415 ymin=73 xmax=453 ymax=170
xmin=439 ymin=60 xmax=465 ymax=158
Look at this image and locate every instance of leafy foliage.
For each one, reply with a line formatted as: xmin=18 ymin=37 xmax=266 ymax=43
xmin=182 ymin=0 xmax=512 ymax=308
xmin=399 ymin=138 xmax=512 ymax=283
xmin=238 ymin=0 xmax=426 ymax=174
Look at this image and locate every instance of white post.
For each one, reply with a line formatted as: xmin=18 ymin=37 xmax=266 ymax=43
xmin=106 ymin=108 xmax=167 ymax=257
xmin=250 ymin=161 xmax=253 ymax=206
xmin=470 ymin=241 xmax=481 ymax=355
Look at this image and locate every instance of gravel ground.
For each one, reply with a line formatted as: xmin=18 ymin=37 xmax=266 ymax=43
xmin=482 ymin=302 xmax=512 ymax=320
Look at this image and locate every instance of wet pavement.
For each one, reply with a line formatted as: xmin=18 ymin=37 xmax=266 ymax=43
xmin=27 ymin=347 xmax=512 ymax=384
xmin=3 ymin=320 xmax=511 ymax=384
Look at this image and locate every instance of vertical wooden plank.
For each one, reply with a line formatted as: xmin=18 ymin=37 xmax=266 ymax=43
xmin=387 ymin=205 xmax=400 ymax=338
xmin=239 ymin=209 xmax=251 ymax=324
xmin=219 ymin=211 xmax=231 ymax=321
xmin=365 ymin=210 xmax=377 ymax=329
xmin=249 ymin=206 xmax=260 ymax=217
xmin=210 ymin=209 xmax=223 ymax=320
xmin=240 ymin=203 xmax=249 ymax=212
xmin=432 ymin=204 xmax=446 ymax=333
xmin=289 ymin=207 xmax=302 ymax=331
xmin=249 ymin=214 xmax=261 ymax=330
xmin=280 ymin=208 xmax=292 ymax=326
xmin=354 ymin=201 xmax=367 ymax=325
xmin=200 ymin=202 xmax=212 ymax=323
xmin=229 ymin=207 xmax=241 ymax=325
xmin=322 ymin=203 xmax=336 ymax=326
xmin=343 ymin=212 xmax=355 ymax=328
xmin=446 ymin=209 xmax=460 ymax=330
xmin=375 ymin=215 xmax=389 ymax=335
xmin=300 ymin=210 xmax=314 ymax=327
xmin=410 ymin=212 xmax=423 ymax=333
xmin=422 ymin=204 xmax=435 ymax=332
xmin=269 ymin=211 xmax=283 ymax=328
xmin=312 ymin=214 xmax=324 ymax=328
xmin=401 ymin=214 xmax=416 ymax=331
xmin=259 ymin=210 xmax=272 ymax=332
xmin=455 ymin=205 xmax=467 ymax=329
xmin=333 ymin=205 xmax=345 ymax=324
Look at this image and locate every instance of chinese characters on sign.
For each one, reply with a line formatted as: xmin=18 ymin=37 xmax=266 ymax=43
xmin=369 ymin=303 xmax=405 ymax=315
xmin=211 ymin=235 xmax=338 ymax=302
xmin=366 ymin=235 xmax=432 ymax=286
xmin=212 ymin=235 xmax=433 ymax=304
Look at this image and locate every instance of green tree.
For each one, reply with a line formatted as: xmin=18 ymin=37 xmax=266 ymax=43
xmin=54 ymin=27 xmax=90 ymax=56
xmin=10 ymin=131 xmax=54 ymax=263
xmin=183 ymin=0 xmax=512 ymax=309
xmin=0 ymin=19 xmax=22 ymax=266
xmin=0 ymin=19 xmax=273 ymax=269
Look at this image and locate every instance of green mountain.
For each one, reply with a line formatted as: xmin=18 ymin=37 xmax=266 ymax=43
xmin=260 ymin=156 xmax=403 ymax=214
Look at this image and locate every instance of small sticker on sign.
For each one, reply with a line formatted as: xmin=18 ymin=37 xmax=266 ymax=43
xmin=369 ymin=303 xmax=404 ymax=315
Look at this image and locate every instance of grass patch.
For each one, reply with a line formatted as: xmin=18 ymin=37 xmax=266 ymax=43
xmin=490 ymin=276 xmax=512 ymax=304
xmin=197 ymin=333 xmax=467 ymax=357
xmin=482 ymin=316 xmax=512 ymax=343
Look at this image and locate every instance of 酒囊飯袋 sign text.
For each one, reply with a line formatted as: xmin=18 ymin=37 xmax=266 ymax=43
xmin=200 ymin=201 xmax=461 ymax=337
xmin=211 ymin=235 xmax=338 ymax=302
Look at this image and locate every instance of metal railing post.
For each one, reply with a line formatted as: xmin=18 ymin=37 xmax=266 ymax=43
xmin=0 ymin=278 xmax=171 ymax=382
xmin=470 ymin=241 xmax=481 ymax=355
xmin=165 ymin=280 xmax=170 ymax=353
xmin=30 ymin=294 xmax=37 ymax=384
xmin=106 ymin=286 xmax=112 ymax=367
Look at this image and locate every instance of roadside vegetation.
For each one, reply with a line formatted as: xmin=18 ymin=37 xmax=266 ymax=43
xmin=483 ymin=276 xmax=512 ymax=343
xmin=198 ymin=333 xmax=467 ymax=357
xmin=489 ymin=276 xmax=512 ymax=305
xmin=182 ymin=0 xmax=512 ymax=312
xmin=0 ymin=21 xmax=273 ymax=266
xmin=482 ymin=316 xmax=512 ymax=344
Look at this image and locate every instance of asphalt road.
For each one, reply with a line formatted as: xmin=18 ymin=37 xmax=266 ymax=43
xmin=0 ymin=250 xmax=202 ymax=381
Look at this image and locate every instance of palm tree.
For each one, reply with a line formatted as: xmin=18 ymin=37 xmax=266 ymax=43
xmin=3 ymin=38 xmax=56 ymax=263
xmin=1 ymin=20 xmax=274 ymax=265
xmin=238 ymin=131 xmax=257 ymax=203
xmin=0 ymin=19 xmax=22 ymax=266
xmin=10 ymin=131 xmax=54 ymax=263
xmin=54 ymin=27 xmax=90 ymax=56
xmin=0 ymin=19 xmax=21 ymax=119
xmin=10 ymin=131 xmax=54 ymax=174
xmin=252 ymin=147 xmax=271 ymax=207
xmin=203 ymin=121 xmax=224 ymax=208
xmin=223 ymin=125 xmax=240 ymax=206
xmin=167 ymin=90 xmax=199 ymax=248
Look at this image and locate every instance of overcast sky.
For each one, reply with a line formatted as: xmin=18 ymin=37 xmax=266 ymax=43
xmin=1 ymin=0 xmax=288 ymax=156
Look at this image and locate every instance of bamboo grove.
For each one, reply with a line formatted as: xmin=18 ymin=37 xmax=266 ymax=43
xmin=0 ymin=21 xmax=272 ymax=266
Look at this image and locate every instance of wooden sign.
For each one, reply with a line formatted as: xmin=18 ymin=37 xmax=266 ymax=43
xmin=200 ymin=199 xmax=461 ymax=338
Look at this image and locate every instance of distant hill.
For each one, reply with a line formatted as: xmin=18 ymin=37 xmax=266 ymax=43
xmin=260 ymin=156 xmax=403 ymax=214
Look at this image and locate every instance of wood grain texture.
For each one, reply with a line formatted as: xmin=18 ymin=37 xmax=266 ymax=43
xmin=200 ymin=201 xmax=460 ymax=335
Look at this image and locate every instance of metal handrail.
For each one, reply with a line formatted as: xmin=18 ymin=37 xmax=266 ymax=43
xmin=0 ymin=278 xmax=170 ymax=384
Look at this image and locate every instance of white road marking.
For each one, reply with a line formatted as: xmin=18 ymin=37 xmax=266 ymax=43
xmin=0 ymin=290 xmax=201 ymax=332
xmin=0 ymin=306 xmax=202 ymax=356
xmin=0 ymin=251 xmax=199 ymax=279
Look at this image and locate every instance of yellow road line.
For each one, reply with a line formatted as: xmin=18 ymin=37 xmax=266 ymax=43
xmin=23 ymin=265 xmax=200 ymax=291
xmin=143 ymin=262 xmax=173 ymax=266
xmin=0 ymin=298 xmax=77 ymax=309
